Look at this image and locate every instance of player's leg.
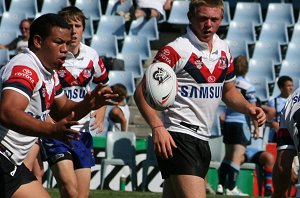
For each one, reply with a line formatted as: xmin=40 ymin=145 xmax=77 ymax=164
xmin=24 ymin=142 xmax=44 ymax=182
xmin=51 ymin=159 xmax=78 ymax=198
xmin=75 ymin=168 xmax=91 ymax=198
xmin=12 ymin=180 xmax=50 ymax=198
xmin=272 ymin=149 xmax=296 ymax=198
xmin=168 ymin=175 xmax=206 ymax=198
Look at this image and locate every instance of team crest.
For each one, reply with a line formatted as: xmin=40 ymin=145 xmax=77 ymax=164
xmin=57 ymin=69 xmax=66 ymax=78
xmin=153 ymin=67 xmax=171 ymax=85
xmin=195 ymin=58 xmax=203 ymax=69
xmin=83 ymin=68 xmax=92 ymax=78
xmin=218 ymin=56 xmax=228 ymax=70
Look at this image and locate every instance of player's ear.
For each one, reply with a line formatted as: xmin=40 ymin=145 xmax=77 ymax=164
xmin=33 ymin=35 xmax=42 ymax=49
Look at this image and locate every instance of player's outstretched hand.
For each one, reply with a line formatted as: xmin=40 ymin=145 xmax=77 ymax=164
xmin=52 ymin=112 xmax=81 ymax=142
xmin=85 ymin=84 xmax=119 ymax=110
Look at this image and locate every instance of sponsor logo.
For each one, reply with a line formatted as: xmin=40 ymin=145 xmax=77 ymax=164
xmin=195 ymin=58 xmax=203 ymax=69
xmin=181 ymin=85 xmax=223 ymax=99
xmin=292 ymin=94 xmax=300 ymax=104
xmin=52 ymin=153 xmax=65 ymax=162
xmin=14 ymin=68 xmax=35 ymax=84
xmin=83 ymin=68 xmax=92 ymax=78
xmin=207 ymin=76 xmax=216 ymax=83
xmin=218 ymin=56 xmax=228 ymax=70
xmin=64 ymin=89 xmax=87 ymax=99
xmin=156 ymin=50 xmax=172 ymax=64
xmin=153 ymin=67 xmax=171 ymax=85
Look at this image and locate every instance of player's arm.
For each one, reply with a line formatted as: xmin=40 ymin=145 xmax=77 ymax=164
xmin=272 ymin=149 xmax=296 ymax=198
xmin=50 ymin=84 xmax=118 ymax=122
xmin=134 ymin=77 xmax=176 ymax=159
xmin=222 ymin=81 xmax=266 ymax=126
xmin=0 ymin=90 xmax=80 ymax=140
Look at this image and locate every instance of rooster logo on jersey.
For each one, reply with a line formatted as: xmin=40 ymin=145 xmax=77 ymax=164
xmin=153 ymin=67 xmax=171 ymax=85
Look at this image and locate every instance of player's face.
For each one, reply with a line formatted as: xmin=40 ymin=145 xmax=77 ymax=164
xmin=38 ymin=26 xmax=71 ymax=71
xmin=188 ymin=5 xmax=223 ymax=43
xmin=20 ymin=21 xmax=30 ymax=39
xmin=281 ymin=80 xmax=294 ymax=97
xmin=65 ymin=17 xmax=84 ymax=53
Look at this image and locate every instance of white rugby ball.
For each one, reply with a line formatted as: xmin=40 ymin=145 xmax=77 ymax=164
xmin=143 ymin=62 xmax=177 ymax=111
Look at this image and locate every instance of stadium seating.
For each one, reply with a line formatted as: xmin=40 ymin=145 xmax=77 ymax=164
xmin=90 ymin=35 xmax=119 ymax=58
xmin=100 ymin=131 xmax=137 ymax=190
xmin=264 ymin=3 xmax=295 ymax=28
xmin=105 ymin=0 xmax=133 ymax=15
xmin=248 ymin=59 xmax=276 ymax=84
xmin=0 ymin=0 xmax=6 ymax=17
xmin=220 ymin=1 xmax=231 ymax=28
xmin=226 ymin=21 xmax=256 ymax=44
xmin=8 ymin=0 xmax=37 ymax=19
xmin=83 ymin=17 xmax=94 ymax=39
xmin=247 ymin=76 xmax=270 ymax=102
xmin=0 ymin=48 xmax=9 ymax=66
xmin=258 ymin=22 xmax=289 ymax=46
xmin=285 ymin=42 xmax=300 ymax=61
xmin=141 ymin=135 xmax=158 ymax=192
xmin=96 ymin=15 xmax=126 ymax=40
xmin=108 ymin=70 xmax=136 ymax=96
xmin=167 ymin=0 xmax=189 ymax=25
xmin=252 ymin=41 xmax=282 ymax=66
xmin=225 ymin=39 xmax=250 ymax=60
xmin=233 ymin=2 xmax=263 ymax=28
xmin=0 ymin=12 xmax=27 ymax=34
xmin=117 ymin=53 xmax=143 ymax=79
xmin=128 ymin=17 xmax=159 ymax=41
xmin=121 ymin=35 xmax=151 ymax=61
xmin=75 ymin=0 xmax=102 ymax=21
xmin=290 ymin=24 xmax=300 ymax=44
xmin=258 ymin=0 xmax=286 ymax=10
xmin=39 ymin=0 xmax=69 ymax=16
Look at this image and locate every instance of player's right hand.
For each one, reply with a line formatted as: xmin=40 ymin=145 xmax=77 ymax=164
xmin=152 ymin=126 xmax=177 ymax=160
xmin=52 ymin=112 xmax=81 ymax=142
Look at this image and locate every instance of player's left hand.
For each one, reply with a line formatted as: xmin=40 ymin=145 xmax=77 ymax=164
xmin=85 ymin=84 xmax=118 ymax=110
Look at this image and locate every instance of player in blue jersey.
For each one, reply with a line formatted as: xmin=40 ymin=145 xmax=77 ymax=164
xmin=217 ymin=55 xmax=259 ymax=196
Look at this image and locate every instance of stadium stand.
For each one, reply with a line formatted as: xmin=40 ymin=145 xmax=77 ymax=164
xmin=225 ymin=39 xmax=250 ymax=60
xmin=83 ymin=17 xmax=94 ymax=40
xmin=290 ymin=23 xmax=300 ymax=43
xmin=0 ymin=0 xmax=6 ymax=17
xmin=39 ymin=0 xmax=69 ymax=16
xmin=233 ymin=2 xmax=263 ymax=28
xmin=252 ymin=41 xmax=282 ymax=66
xmin=226 ymin=21 xmax=256 ymax=44
xmin=121 ymin=35 xmax=151 ymax=61
xmin=167 ymin=0 xmax=189 ymax=25
xmin=0 ymin=48 xmax=9 ymax=66
xmin=105 ymin=0 xmax=133 ymax=16
xmin=285 ymin=42 xmax=300 ymax=61
xmin=247 ymin=76 xmax=270 ymax=102
xmin=75 ymin=0 xmax=102 ymax=21
xmin=0 ymin=12 xmax=27 ymax=34
xmin=96 ymin=15 xmax=126 ymax=40
xmin=264 ymin=3 xmax=295 ymax=28
xmin=90 ymin=34 xmax=118 ymax=58
xmin=117 ymin=53 xmax=143 ymax=79
xmin=128 ymin=16 xmax=159 ymax=41
xmin=258 ymin=22 xmax=289 ymax=46
xmin=108 ymin=70 xmax=136 ymax=97
xmin=8 ymin=0 xmax=37 ymax=19
xmin=248 ymin=59 xmax=276 ymax=85
xmin=220 ymin=1 xmax=231 ymax=28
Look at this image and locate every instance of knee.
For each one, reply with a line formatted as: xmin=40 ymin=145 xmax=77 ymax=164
xmin=61 ymin=183 xmax=79 ymax=198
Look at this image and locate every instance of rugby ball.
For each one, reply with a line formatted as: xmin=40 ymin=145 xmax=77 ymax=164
xmin=143 ymin=62 xmax=177 ymax=111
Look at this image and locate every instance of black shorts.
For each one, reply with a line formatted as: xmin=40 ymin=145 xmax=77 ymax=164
xmin=222 ymin=122 xmax=251 ymax=145
xmin=157 ymin=132 xmax=211 ymax=179
xmin=0 ymin=154 xmax=37 ymax=198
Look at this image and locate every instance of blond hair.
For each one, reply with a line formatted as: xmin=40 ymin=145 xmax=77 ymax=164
xmin=188 ymin=0 xmax=224 ymax=15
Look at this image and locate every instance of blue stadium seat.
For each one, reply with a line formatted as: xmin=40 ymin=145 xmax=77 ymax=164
xmin=258 ymin=0 xmax=286 ymax=10
xmin=233 ymin=2 xmax=263 ymax=28
xmin=285 ymin=42 xmax=300 ymax=61
xmin=105 ymin=0 xmax=133 ymax=15
xmin=96 ymin=15 xmax=125 ymax=40
xmin=264 ymin=3 xmax=295 ymax=28
xmin=128 ymin=17 xmax=159 ymax=41
xmin=247 ymin=76 xmax=270 ymax=102
xmin=226 ymin=0 xmax=257 ymax=10
xmin=220 ymin=1 xmax=230 ymax=28
xmin=248 ymin=59 xmax=276 ymax=84
xmin=167 ymin=0 xmax=189 ymax=25
xmin=290 ymin=24 xmax=300 ymax=44
xmin=75 ymin=0 xmax=102 ymax=21
xmin=83 ymin=17 xmax=94 ymax=39
xmin=292 ymin=0 xmax=300 ymax=11
xmin=9 ymin=0 xmax=37 ymax=19
xmin=0 ymin=12 xmax=27 ymax=34
xmin=108 ymin=70 xmax=135 ymax=96
xmin=226 ymin=21 xmax=256 ymax=44
xmin=39 ymin=0 xmax=69 ymax=15
xmin=117 ymin=54 xmax=143 ymax=79
xmin=90 ymin=35 xmax=118 ymax=58
xmin=0 ymin=48 xmax=10 ymax=66
xmin=225 ymin=39 xmax=250 ymax=60
xmin=252 ymin=41 xmax=282 ymax=66
xmin=258 ymin=22 xmax=289 ymax=45
xmin=121 ymin=35 xmax=151 ymax=61
xmin=0 ymin=0 xmax=6 ymax=17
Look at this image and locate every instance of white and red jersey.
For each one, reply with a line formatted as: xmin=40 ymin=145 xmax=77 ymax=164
xmin=153 ymin=26 xmax=235 ymax=140
xmin=0 ymin=48 xmax=64 ymax=165
xmin=278 ymin=87 xmax=300 ymax=151
xmin=56 ymin=43 xmax=109 ymax=132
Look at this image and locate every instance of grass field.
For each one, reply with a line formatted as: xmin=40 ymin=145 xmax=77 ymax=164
xmin=47 ymin=189 xmax=264 ymax=198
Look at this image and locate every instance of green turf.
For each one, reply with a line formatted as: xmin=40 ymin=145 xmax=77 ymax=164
xmin=47 ymin=188 xmax=264 ymax=198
